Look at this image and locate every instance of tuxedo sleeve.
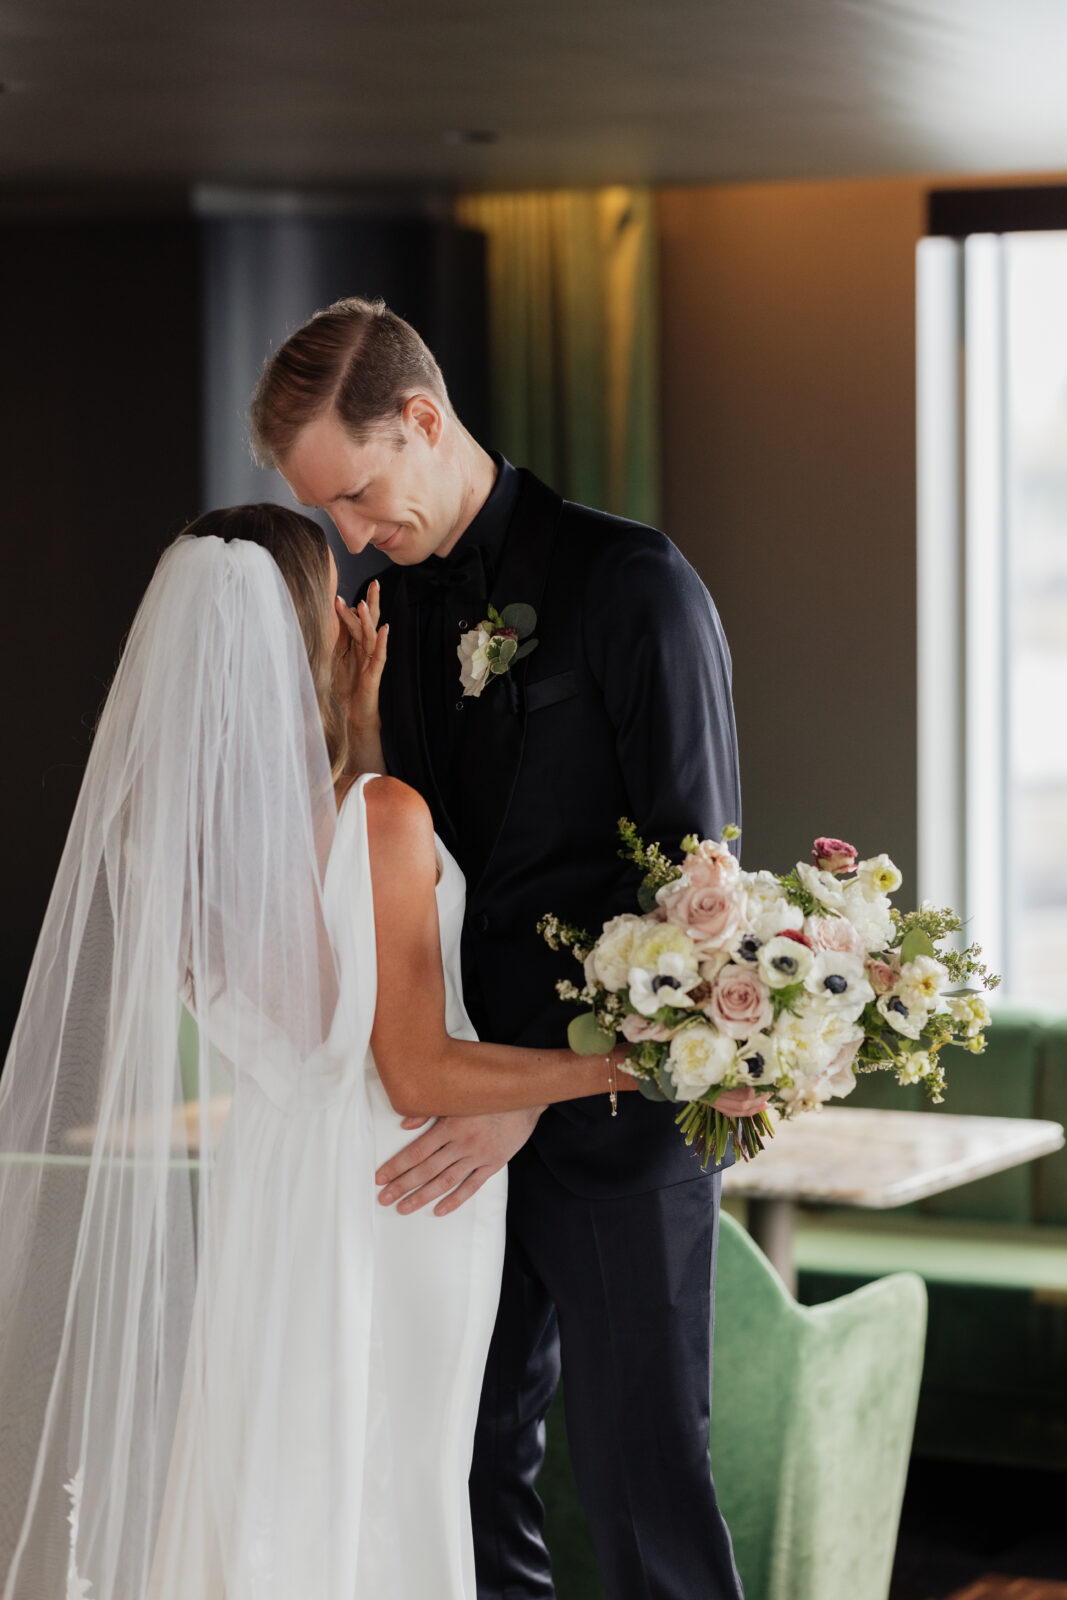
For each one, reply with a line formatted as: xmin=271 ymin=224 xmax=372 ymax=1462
xmin=585 ymin=531 xmax=741 ymax=858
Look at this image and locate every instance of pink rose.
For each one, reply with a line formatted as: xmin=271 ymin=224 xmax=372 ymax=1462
xmin=683 ymin=840 xmax=741 ymax=890
xmin=706 ymin=964 xmax=774 ymax=1040
xmin=620 ymin=1013 xmax=674 ymax=1043
xmin=866 ymin=959 xmax=897 ymax=995
xmin=805 ymin=915 xmax=866 ymax=962
xmin=812 ymin=837 xmax=858 ymax=875
xmin=662 ymin=878 xmax=742 ymax=954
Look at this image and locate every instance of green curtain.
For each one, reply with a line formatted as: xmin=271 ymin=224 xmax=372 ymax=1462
xmin=455 ymin=188 xmax=661 ymax=526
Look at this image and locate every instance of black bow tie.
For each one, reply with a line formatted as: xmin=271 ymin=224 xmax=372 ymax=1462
xmin=405 ymin=543 xmax=487 ymax=606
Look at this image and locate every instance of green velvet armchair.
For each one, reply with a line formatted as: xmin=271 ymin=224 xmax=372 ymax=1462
xmin=541 ymin=1212 xmax=927 ymax=1600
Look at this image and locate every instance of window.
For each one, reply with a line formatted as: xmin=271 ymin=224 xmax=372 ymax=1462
xmin=918 ymin=217 xmax=1067 ymax=1010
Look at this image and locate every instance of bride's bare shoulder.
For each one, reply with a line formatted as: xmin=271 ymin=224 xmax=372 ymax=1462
xmin=364 ymin=775 xmax=435 ymax=856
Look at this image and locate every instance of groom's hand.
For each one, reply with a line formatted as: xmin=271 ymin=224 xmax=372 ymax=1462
xmin=375 ymin=1108 xmax=543 ymax=1217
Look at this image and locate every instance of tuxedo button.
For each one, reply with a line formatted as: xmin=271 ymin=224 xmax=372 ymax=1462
xmin=455 ymin=699 xmax=465 ymax=712
xmin=459 ymin=618 xmax=469 ymax=630
xmin=471 ymin=912 xmax=489 ymax=934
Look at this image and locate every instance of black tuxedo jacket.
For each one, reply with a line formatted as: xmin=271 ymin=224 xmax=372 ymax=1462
xmin=371 ymin=469 xmax=741 ymax=1198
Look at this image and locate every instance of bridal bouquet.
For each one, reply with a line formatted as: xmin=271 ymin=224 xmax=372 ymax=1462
xmin=539 ymin=823 xmax=998 ymax=1166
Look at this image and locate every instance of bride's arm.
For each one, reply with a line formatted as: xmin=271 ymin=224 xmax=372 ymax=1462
xmin=366 ymin=776 xmax=631 ymax=1117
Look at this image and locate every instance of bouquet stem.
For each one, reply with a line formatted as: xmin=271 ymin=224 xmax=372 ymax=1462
xmin=674 ymin=1103 xmax=775 ymax=1168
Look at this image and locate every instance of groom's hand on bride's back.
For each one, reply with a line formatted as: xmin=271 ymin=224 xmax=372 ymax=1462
xmin=375 ymin=1108 xmax=543 ymax=1217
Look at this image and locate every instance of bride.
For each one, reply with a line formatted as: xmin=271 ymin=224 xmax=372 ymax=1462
xmin=0 ymin=504 xmax=631 ymax=1600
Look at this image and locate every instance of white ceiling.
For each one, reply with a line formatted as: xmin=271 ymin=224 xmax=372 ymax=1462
xmin=3 ymin=0 xmax=1067 ymax=190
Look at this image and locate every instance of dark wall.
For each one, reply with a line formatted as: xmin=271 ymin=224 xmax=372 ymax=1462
xmin=2 ymin=208 xmax=487 ymax=1050
xmin=1 ymin=218 xmax=202 ymax=1045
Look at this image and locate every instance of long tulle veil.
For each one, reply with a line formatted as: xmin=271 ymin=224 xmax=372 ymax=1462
xmin=0 ymin=535 xmax=374 ymax=1598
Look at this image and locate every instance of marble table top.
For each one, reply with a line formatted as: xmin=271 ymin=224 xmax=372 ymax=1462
xmin=720 ymin=1107 xmax=1065 ymax=1209
xmin=60 ymin=1096 xmax=232 ymax=1161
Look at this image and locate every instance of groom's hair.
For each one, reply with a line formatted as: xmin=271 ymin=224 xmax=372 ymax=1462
xmin=249 ymin=296 xmax=451 ymax=465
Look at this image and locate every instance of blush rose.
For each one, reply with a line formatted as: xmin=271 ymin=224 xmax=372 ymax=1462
xmin=706 ymin=963 xmax=774 ymax=1040
xmin=661 ymin=878 xmax=742 ymax=955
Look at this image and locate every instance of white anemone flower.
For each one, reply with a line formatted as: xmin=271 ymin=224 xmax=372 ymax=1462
xmin=876 ymin=991 xmax=926 ymax=1040
xmin=803 ymin=951 xmax=875 ymax=1021
xmin=628 ymin=952 xmax=701 ymax=1017
xmin=734 ymin=1034 xmax=782 ymax=1086
xmin=757 ymin=935 xmax=815 ymax=989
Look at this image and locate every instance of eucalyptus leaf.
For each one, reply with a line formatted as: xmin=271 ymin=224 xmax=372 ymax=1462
xmin=637 ymin=883 xmax=659 ymax=914
xmin=637 ymin=1077 xmax=668 ymax=1102
xmin=567 ymin=1012 xmax=617 ymax=1056
xmin=900 ymin=927 xmax=936 ymax=963
xmin=513 ymin=638 xmax=539 ymax=662
xmin=501 ymin=602 xmax=537 ymax=639
xmin=655 ymin=1063 xmax=679 ymax=1103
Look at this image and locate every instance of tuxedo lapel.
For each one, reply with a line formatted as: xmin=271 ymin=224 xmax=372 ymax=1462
xmin=459 ymin=470 xmax=563 ymax=893
xmin=377 ymin=572 xmax=460 ymax=854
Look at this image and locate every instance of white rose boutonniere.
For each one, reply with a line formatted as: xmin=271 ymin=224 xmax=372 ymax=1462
xmin=457 ymin=602 xmax=538 ymax=698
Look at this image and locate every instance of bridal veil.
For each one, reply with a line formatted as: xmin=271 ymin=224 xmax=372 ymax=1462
xmin=0 ymin=535 xmax=376 ymax=1598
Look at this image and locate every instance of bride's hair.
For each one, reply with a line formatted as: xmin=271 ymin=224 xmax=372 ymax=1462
xmin=184 ymin=503 xmax=349 ymax=780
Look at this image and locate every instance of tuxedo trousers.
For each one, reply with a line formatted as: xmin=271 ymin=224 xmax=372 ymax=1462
xmin=469 ymin=1142 xmax=744 ymax=1600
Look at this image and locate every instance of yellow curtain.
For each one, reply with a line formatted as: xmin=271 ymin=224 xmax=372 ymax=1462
xmin=455 ymin=187 xmax=661 ymax=526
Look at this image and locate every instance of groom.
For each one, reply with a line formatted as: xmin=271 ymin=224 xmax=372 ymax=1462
xmin=251 ymin=297 xmax=745 ymax=1599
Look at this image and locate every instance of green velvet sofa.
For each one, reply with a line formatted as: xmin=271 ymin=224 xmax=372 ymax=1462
xmin=792 ymin=1010 xmax=1067 ymax=1472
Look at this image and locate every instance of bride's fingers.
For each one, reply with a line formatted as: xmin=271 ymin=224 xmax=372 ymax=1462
xmin=361 ymin=604 xmax=386 ymax=671
xmin=366 ymin=578 xmax=381 ymax=632
xmin=335 ymin=597 xmax=362 ymax=649
xmin=368 ymin=622 xmax=389 ymax=680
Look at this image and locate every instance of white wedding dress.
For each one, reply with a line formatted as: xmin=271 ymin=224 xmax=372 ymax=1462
xmin=337 ymin=775 xmax=508 ymax=1598
xmin=148 ymin=774 xmax=507 ymax=1599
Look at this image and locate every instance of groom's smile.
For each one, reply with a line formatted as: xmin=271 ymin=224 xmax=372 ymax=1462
xmin=281 ymin=403 xmax=493 ymax=570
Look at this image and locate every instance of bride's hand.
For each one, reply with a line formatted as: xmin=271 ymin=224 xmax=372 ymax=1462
xmin=334 ymin=579 xmax=388 ymax=736
xmin=710 ymin=1086 xmax=771 ymax=1119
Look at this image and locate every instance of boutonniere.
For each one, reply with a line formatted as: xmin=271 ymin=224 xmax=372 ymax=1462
xmin=457 ymin=603 xmax=539 ymax=699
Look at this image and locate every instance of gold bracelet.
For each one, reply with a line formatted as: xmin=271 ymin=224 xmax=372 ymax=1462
xmin=606 ymin=1054 xmax=618 ymax=1118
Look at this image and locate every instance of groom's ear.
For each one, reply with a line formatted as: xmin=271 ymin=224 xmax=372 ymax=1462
xmin=401 ymin=392 xmax=445 ymax=449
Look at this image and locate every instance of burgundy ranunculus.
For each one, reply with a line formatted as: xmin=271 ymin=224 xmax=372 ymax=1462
xmin=777 ymin=928 xmax=813 ymax=949
xmin=812 ymin=837 xmax=858 ymax=875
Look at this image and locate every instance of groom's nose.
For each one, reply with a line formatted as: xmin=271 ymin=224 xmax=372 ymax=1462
xmin=329 ymin=506 xmax=376 ymax=554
